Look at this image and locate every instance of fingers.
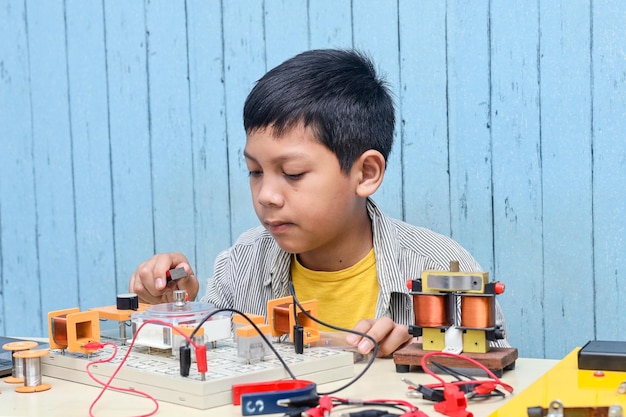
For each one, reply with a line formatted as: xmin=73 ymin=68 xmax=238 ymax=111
xmin=129 ymin=263 xmax=163 ymax=304
xmin=173 ymin=266 xmax=199 ymax=302
xmin=129 ymin=252 xmax=199 ymax=304
xmin=376 ymin=322 xmax=411 ymax=357
xmin=347 ymin=317 xmax=411 ymax=357
xmin=346 ymin=319 xmax=377 ymax=353
xmin=167 ymin=252 xmax=200 ymax=300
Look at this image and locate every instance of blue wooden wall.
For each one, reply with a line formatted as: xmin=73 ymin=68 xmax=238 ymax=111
xmin=1 ymin=0 xmax=624 ymax=360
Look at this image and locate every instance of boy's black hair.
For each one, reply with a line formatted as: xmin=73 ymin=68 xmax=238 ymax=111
xmin=243 ymin=49 xmax=395 ymax=173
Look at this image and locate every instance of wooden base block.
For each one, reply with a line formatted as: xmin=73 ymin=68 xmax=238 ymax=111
xmin=393 ymin=343 xmax=518 ymax=377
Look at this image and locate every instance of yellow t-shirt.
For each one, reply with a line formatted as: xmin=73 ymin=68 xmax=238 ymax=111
xmin=290 ymin=248 xmax=379 ymax=331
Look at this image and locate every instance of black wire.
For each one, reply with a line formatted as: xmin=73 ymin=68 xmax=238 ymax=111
xmin=430 ymin=360 xmax=472 ymax=381
xmin=188 ymin=307 xmax=298 ymax=380
xmin=287 ymin=280 xmax=379 ymax=395
xmin=429 ymin=360 xmax=505 ymax=400
xmin=348 ymin=402 xmax=407 ymax=412
xmin=332 ymin=398 xmax=410 ymax=413
xmin=293 ymin=293 xmax=299 ymax=325
xmin=186 ymin=283 xmax=379 ymax=395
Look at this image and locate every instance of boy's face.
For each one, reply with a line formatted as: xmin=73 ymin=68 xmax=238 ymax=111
xmin=244 ymin=124 xmax=367 ymax=257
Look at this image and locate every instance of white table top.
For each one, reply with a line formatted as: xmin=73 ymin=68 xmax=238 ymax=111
xmin=1 ymin=355 xmax=558 ymax=417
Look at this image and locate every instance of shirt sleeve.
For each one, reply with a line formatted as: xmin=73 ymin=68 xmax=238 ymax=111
xmin=200 ymin=248 xmax=235 ymax=309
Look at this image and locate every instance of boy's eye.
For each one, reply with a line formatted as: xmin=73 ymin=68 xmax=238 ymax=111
xmin=284 ymin=172 xmax=304 ymax=180
xmin=248 ymin=170 xmax=262 ymax=178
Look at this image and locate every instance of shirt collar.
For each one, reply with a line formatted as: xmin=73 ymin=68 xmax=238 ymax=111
xmin=367 ymin=198 xmax=409 ymax=294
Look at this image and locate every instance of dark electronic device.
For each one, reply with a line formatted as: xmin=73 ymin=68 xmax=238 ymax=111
xmin=577 ymin=340 xmax=626 ymax=372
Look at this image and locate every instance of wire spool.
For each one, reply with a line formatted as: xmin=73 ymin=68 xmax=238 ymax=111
xmin=2 ymin=341 xmax=39 ymax=384
xmin=50 ymin=314 xmax=69 ymax=347
xmin=413 ymin=293 xmax=451 ymax=327
xmin=47 ymin=307 xmax=101 ymax=354
xmin=12 ymin=349 xmax=51 ymax=393
xmin=460 ymin=295 xmax=496 ymax=328
xmin=272 ymin=303 xmax=293 ymax=334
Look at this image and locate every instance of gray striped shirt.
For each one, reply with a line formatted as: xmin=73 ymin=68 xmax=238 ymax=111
xmin=201 ymin=198 xmax=508 ymax=347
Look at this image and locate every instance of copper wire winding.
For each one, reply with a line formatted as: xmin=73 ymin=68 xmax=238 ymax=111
xmin=413 ymin=293 xmax=496 ymax=329
xmin=412 ymin=294 xmax=451 ymax=327
xmin=460 ymin=296 xmax=496 ymax=328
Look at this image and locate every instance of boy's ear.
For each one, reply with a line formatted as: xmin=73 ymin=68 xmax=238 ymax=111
xmin=355 ymin=150 xmax=385 ymax=197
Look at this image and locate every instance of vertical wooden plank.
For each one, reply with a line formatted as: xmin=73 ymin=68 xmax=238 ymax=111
xmin=490 ymin=1 xmax=544 ymax=358
xmin=353 ymin=0 xmax=402 ymax=220
xmin=65 ymin=0 xmax=116 ymax=309
xmin=399 ymin=1 xmax=450 ymax=231
xmin=144 ymin=0 xmax=195 ymax=260
xmin=308 ymin=0 xmax=352 ymax=49
xmin=447 ymin=0 xmax=495 ymax=273
xmin=103 ymin=1 xmax=154 ymax=293
xmin=185 ymin=0 xmax=231 ymax=298
xmin=264 ymin=0 xmax=308 ymax=68
xmin=27 ymin=1 xmax=80 ymax=322
xmin=0 ymin=0 xmax=42 ymax=336
xmin=0 ymin=208 xmax=2 ymax=334
xmin=592 ymin=0 xmax=626 ymax=341
xmin=223 ymin=1 xmax=266 ymax=239
xmin=540 ymin=0 xmax=594 ymax=358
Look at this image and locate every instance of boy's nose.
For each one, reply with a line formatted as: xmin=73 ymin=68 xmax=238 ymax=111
xmin=256 ymin=179 xmax=284 ymax=207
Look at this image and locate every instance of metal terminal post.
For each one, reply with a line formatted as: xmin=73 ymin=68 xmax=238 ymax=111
xmin=173 ymin=290 xmax=188 ymax=309
xmin=546 ymin=400 xmax=564 ymax=417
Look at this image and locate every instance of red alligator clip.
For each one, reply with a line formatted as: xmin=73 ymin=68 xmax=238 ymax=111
xmin=434 ymin=384 xmax=473 ymax=417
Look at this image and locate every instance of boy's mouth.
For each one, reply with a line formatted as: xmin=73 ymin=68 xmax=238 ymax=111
xmin=264 ymin=220 xmax=292 ymax=235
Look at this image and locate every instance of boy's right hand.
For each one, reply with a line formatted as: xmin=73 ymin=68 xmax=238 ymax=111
xmin=129 ymin=252 xmax=199 ymax=304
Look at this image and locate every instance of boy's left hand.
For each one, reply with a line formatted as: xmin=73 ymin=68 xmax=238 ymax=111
xmin=346 ymin=317 xmax=412 ymax=357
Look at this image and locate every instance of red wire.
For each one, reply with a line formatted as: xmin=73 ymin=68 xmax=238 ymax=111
xmin=419 ymin=351 xmax=514 ymax=394
xmin=86 ymin=341 xmax=159 ymax=417
xmin=330 ymin=395 xmax=419 ymax=412
xmin=85 ymin=319 xmax=204 ymax=417
xmin=356 ymin=398 xmax=418 ymax=411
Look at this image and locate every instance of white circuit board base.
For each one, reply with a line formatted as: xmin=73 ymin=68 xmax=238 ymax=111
xmin=40 ymin=338 xmax=354 ymax=410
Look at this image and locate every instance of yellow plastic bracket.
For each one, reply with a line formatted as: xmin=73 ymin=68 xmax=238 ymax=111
xmin=232 ymin=313 xmax=266 ymax=326
xmin=89 ymin=303 xmax=150 ymax=322
xmin=65 ymin=310 xmax=100 ymax=354
xmin=462 ymin=329 xmax=490 ymax=353
xmin=421 ymin=327 xmax=446 ymax=351
xmin=267 ymin=296 xmax=320 ymax=344
xmin=48 ymin=307 xmax=101 ymax=354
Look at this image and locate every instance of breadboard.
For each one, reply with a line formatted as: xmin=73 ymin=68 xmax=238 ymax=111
xmin=40 ymin=339 xmax=354 ymax=409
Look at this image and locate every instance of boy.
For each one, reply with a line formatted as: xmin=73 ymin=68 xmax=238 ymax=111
xmin=129 ymin=49 xmax=505 ymax=357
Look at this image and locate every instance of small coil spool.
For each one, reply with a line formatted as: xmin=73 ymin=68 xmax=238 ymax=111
xmin=460 ymin=295 xmax=496 ymax=329
xmin=12 ymin=349 xmax=51 ymax=393
xmin=47 ymin=307 xmax=101 ymax=354
xmin=412 ymin=293 xmax=451 ymax=328
xmin=2 ymin=341 xmax=39 ymax=384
